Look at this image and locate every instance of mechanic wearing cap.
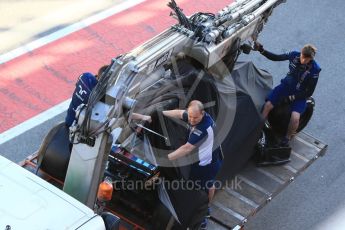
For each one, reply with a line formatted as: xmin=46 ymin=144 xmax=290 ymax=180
xmin=163 ymin=100 xmax=222 ymax=228
xmin=65 ymin=65 xmax=109 ymax=127
xmin=254 ymin=42 xmax=321 ymax=147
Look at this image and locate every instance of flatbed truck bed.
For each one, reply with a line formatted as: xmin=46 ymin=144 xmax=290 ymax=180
xmin=208 ymin=131 xmax=327 ymax=229
xmin=18 ymin=131 xmax=327 ymax=230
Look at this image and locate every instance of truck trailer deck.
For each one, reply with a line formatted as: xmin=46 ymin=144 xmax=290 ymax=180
xmin=208 ymin=131 xmax=327 ymax=229
xmin=18 ymin=131 xmax=327 ymax=229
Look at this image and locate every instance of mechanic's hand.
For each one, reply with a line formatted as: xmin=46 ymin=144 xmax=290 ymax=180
xmin=253 ymin=41 xmax=264 ymax=53
xmin=134 ymin=115 xmax=151 ymax=134
xmin=142 ymin=115 xmax=152 ymax=123
xmin=135 ymin=126 xmax=143 ymax=134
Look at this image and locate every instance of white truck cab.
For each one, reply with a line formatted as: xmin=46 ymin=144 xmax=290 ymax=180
xmin=0 ymin=155 xmax=105 ymax=230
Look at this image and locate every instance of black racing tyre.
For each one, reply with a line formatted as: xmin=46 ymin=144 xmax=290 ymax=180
xmin=268 ymin=97 xmax=315 ymax=137
xmin=267 ymin=103 xmax=290 ymax=138
xmin=101 ymin=212 xmax=121 ymax=230
xmin=296 ymin=97 xmax=315 ymax=132
xmin=151 ymin=202 xmax=175 ymax=230
xmin=151 ymin=200 xmax=207 ymax=230
xmin=36 ymin=122 xmax=71 ymax=181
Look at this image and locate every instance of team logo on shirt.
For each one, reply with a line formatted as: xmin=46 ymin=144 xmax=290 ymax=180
xmin=192 ymin=129 xmax=203 ymax=136
xmin=312 ymin=73 xmax=319 ymax=79
xmin=78 ymin=85 xmax=87 ymax=96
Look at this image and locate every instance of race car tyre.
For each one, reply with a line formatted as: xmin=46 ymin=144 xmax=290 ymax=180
xmin=101 ymin=212 xmax=121 ymax=230
xmin=36 ymin=122 xmax=71 ymax=182
xmin=268 ymin=97 xmax=315 ymax=137
xmin=296 ymin=97 xmax=315 ymax=132
xmin=151 ymin=202 xmax=175 ymax=230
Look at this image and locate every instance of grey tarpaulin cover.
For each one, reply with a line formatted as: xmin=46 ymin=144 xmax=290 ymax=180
xmin=125 ymin=60 xmax=274 ymax=227
xmin=230 ymin=61 xmax=273 ymax=111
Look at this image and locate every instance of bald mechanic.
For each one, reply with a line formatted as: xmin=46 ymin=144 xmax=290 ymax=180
xmin=163 ymin=100 xmax=222 ymax=228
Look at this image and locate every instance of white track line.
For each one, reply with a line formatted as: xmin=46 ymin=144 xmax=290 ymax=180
xmin=0 ymin=0 xmax=146 ymax=144
xmin=0 ymin=0 xmax=146 ymax=65
xmin=0 ymin=99 xmax=70 ymax=145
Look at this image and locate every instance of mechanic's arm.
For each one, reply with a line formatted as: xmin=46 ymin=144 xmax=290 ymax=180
xmin=254 ymin=42 xmax=289 ymax=61
xmin=168 ymin=142 xmax=196 ymax=161
xmin=131 ymin=113 xmax=152 ymax=123
xmin=162 ymin=110 xmax=185 ymax=120
xmin=260 ymin=50 xmax=290 ymax=61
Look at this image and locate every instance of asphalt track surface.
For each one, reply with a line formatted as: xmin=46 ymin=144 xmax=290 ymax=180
xmin=1 ymin=0 xmax=345 ymax=229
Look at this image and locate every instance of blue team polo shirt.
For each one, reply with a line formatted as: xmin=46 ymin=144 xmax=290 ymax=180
xmin=182 ymin=111 xmax=215 ymax=166
xmin=281 ymin=51 xmax=321 ymax=94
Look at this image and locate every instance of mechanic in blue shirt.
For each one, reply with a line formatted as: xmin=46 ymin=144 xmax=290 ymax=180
xmin=163 ymin=100 xmax=223 ymax=228
xmin=254 ymin=42 xmax=321 ymax=146
xmin=65 ymin=65 xmax=108 ymax=127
